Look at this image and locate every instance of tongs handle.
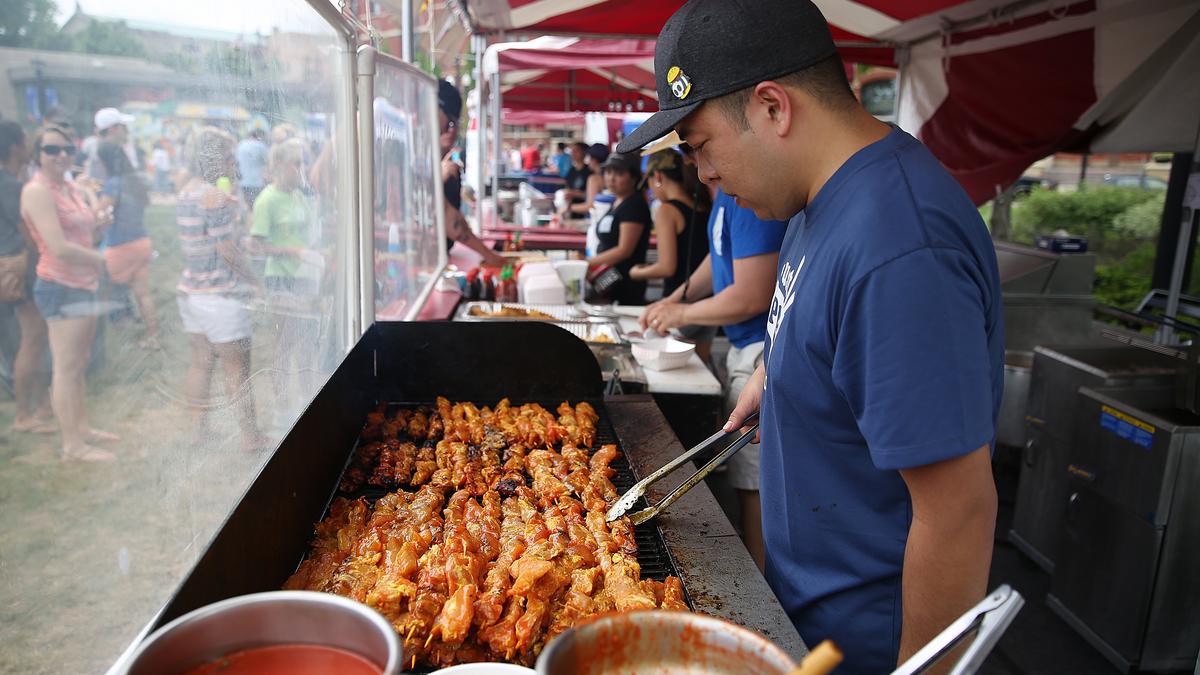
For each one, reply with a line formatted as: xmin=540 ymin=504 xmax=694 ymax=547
xmin=890 ymin=585 xmax=1024 ymax=675
xmin=606 ymin=412 xmax=759 ymax=523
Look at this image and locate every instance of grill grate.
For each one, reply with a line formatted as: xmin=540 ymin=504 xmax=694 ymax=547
xmin=309 ymin=398 xmax=689 ymax=674
xmin=326 ymin=398 xmax=686 ymax=588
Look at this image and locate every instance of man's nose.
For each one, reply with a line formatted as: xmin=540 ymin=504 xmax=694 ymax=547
xmin=696 ymin=158 xmax=719 ymax=185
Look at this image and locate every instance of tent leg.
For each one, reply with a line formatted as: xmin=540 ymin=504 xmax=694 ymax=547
xmin=1156 ymin=119 xmax=1200 ymax=344
xmin=492 ymin=70 xmax=503 ymax=220
xmin=474 ymin=33 xmax=487 ymax=233
xmin=1151 ymin=152 xmax=1196 ymax=293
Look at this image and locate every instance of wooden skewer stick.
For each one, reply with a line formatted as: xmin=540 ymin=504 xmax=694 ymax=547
xmin=789 ymin=640 xmax=843 ymax=675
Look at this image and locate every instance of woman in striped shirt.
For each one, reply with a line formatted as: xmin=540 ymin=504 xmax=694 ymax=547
xmin=176 ymin=126 xmax=267 ymax=452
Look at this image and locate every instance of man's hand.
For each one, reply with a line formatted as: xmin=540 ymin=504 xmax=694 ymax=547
xmin=441 ymin=150 xmax=459 ymax=183
xmin=640 ymin=300 xmax=688 ymax=334
xmin=723 ymin=362 xmax=765 ymax=440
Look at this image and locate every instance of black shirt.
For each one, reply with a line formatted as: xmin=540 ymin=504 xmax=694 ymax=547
xmin=0 ymin=168 xmax=26 ymax=257
xmin=595 ymin=192 xmax=652 ymax=305
xmin=661 ymin=199 xmax=710 ymax=298
xmin=565 ymin=164 xmax=591 ymax=203
xmin=444 ymin=171 xmax=461 ymax=252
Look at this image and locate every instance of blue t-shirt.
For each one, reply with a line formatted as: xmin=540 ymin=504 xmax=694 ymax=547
xmin=236 ymin=138 xmax=268 ymax=189
xmin=101 ymin=175 xmax=148 ymax=247
xmin=760 ymin=127 xmax=1003 ymax=674
xmin=555 ymin=153 xmax=572 ymax=178
xmin=707 ymin=190 xmax=787 ymax=348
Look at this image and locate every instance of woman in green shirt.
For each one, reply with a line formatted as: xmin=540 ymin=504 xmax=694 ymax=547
xmin=250 ymin=138 xmax=322 ymax=428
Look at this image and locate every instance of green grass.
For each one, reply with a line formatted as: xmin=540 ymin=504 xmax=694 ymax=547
xmin=0 ymin=199 xmax=301 ymax=675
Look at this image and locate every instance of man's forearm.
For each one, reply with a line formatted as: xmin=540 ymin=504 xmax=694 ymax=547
xmin=680 ymin=286 xmax=768 ymax=327
xmin=898 ymin=481 xmax=996 ymax=670
xmin=672 ymin=257 xmax=713 ymax=301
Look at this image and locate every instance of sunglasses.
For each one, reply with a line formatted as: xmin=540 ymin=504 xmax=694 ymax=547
xmin=41 ymin=144 xmax=76 ymax=157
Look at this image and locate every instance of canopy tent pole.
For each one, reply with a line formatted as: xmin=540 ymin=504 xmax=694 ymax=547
xmin=400 ymin=0 xmax=414 ymax=62
xmin=893 ymin=45 xmax=909 ymax=125
xmin=355 ymin=46 xmax=377 ymax=328
xmin=1156 ymin=115 xmax=1200 ymax=344
xmin=492 ymin=69 xmax=503 ymax=214
xmin=474 ymin=32 xmax=487 ymax=233
xmin=1150 ymin=152 xmax=1196 ymax=292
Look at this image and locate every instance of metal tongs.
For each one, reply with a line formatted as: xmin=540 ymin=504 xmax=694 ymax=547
xmin=607 ymin=412 xmax=759 ymax=525
xmin=891 ymin=584 xmax=1024 ymax=675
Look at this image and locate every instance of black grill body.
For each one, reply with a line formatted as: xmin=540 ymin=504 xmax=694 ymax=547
xmin=148 ymin=322 xmax=682 ymax=639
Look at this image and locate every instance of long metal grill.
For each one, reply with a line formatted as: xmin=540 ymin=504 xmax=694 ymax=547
xmin=293 ymin=398 xmax=690 ymax=674
xmin=322 ymin=398 xmax=686 ymax=587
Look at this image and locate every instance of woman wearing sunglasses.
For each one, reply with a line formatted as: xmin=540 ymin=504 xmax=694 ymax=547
xmin=20 ymin=125 xmax=118 ymax=462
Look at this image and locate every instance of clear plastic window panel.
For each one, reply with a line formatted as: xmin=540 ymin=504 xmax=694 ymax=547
xmin=0 ymin=2 xmax=355 ymax=673
xmin=372 ymin=56 xmax=445 ymax=320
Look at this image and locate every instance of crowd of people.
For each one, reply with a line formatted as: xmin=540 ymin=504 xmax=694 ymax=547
xmin=0 ymin=106 xmax=330 ymax=461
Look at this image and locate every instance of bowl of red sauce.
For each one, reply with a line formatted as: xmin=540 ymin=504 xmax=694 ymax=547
xmin=118 ymin=591 xmax=401 ymax=675
xmin=535 ymin=610 xmax=796 ymax=675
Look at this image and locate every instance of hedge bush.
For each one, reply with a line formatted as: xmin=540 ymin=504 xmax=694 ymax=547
xmin=1000 ymin=187 xmax=1166 ymax=310
xmin=1010 ymin=187 xmax=1160 ymax=254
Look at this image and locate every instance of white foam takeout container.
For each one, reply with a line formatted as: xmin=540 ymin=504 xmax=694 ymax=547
xmin=631 ymin=337 xmax=696 ymax=371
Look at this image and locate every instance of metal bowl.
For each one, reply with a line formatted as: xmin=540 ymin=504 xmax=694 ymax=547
xmin=117 ymin=591 xmax=401 ymax=675
xmin=535 ymin=610 xmax=797 ymax=675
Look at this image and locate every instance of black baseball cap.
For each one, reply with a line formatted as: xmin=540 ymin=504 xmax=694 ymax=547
xmin=600 ymin=151 xmax=642 ymax=176
xmin=585 ymin=143 xmax=611 ymax=163
xmin=616 ymin=0 xmax=836 ymax=153
xmin=438 ymin=79 xmax=462 ymax=120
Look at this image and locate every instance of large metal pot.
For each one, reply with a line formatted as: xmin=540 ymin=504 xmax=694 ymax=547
xmin=535 ymin=610 xmax=797 ymax=675
xmin=117 ymin=591 xmax=401 ymax=675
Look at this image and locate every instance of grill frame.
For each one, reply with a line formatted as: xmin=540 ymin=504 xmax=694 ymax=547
xmin=122 ymin=322 xmax=802 ymax=672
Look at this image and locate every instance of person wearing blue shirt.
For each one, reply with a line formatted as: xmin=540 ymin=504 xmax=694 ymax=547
xmin=553 ymin=142 xmax=572 ymax=177
xmin=640 ymin=188 xmax=785 ymax=571
xmin=620 ymin=1 xmax=1002 ymax=672
xmin=236 ymin=129 xmax=269 ymax=208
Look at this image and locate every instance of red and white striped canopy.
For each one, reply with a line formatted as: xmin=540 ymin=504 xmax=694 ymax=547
xmin=464 ymin=0 xmax=1200 ymax=202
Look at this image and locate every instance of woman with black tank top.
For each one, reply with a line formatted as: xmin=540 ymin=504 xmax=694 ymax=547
xmin=586 ymin=151 xmax=651 ymax=305
xmin=630 ymin=149 xmax=710 ymax=297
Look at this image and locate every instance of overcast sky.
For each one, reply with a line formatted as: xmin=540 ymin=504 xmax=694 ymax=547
xmin=60 ymin=0 xmax=339 ymax=35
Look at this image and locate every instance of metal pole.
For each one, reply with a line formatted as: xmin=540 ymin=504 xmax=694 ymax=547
xmin=401 ymin=0 xmax=414 ymax=63
xmin=32 ymin=60 xmax=46 ymax=123
xmin=1156 ymin=116 xmax=1200 ymax=344
xmin=474 ymin=33 xmax=487 ymax=233
xmin=356 ymin=45 xmax=377 ymax=329
xmin=893 ymin=47 xmax=909 ymax=128
xmin=491 ymin=69 xmax=503 ymax=220
xmin=1079 ymin=151 xmax=1090 ymax=189
xmin=333 ymin=36 xmax=363 ymax=349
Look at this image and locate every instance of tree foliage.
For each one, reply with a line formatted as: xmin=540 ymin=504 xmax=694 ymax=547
xmin=70 ymin=19 xmax=147 ymax=58
xmin=0 ymin=0 xmax=60 ymax=48
xmin=0 ymin=0 xmax=150 ymax=58
xmin=1010 ymin=186 xmax=1160 ymax=255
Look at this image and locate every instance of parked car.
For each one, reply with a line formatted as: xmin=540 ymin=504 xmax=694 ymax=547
xmin=1013 ymin=175 xmax=1059 ymax=195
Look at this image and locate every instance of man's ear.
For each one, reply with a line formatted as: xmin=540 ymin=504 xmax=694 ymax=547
xmin=751 ymin=81 xmax=793 ymax=137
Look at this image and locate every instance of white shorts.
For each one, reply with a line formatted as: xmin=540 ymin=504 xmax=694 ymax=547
xmin=724 ymin=340 xmax=765 ymax=491
xmin=177 ymin=293 xmax=252 ymax=344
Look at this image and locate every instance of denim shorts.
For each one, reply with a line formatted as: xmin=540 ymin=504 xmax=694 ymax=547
xmin=33 ymin=278 xmax=100 ymax=321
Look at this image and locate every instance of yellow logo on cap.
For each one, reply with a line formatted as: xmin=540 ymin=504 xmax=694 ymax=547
xmin=667 ymin=66 xmax=692 ymax=100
